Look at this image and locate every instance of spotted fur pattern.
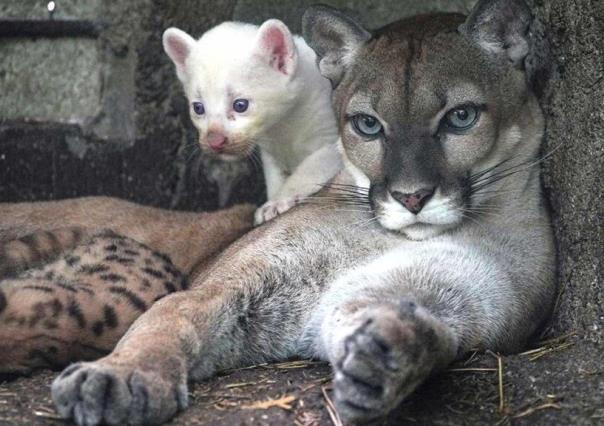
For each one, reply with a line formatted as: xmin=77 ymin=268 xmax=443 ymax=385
xmin=0 ymin=230 xmax=188 ymax=373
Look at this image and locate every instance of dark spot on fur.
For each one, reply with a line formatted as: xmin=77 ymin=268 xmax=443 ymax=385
xmin=19 ymin=234 xmax=42 ymax=262
xmin=43 ymin=319 xmax=58 ymax=329
xmin=153 ymin=294 xmax=168 ymax=302
xmin=51 ymin=298 xmax=63 ymax=317
xmin=57 ymin=282 xmax=78 ymax=293
xmin=22 ymin=285 xmax=54 ymax=293
xmin=45 ymin=271 xmax=55 ymax=280
xmin=65 ymin=255 xmax=80 ymax=266
xmin=116 ymin=257 xmax=135 ymax=265
xmin=80 ymin=264 xmax=110 ymax=275
xmin=124 ymin=249 xmax=139 ymax=256
xmin=44 ymin=231 xmax=61 ymax=253
xmin=92 ymin=321 xmax=104 ymax=336
xmin=104 ymin=254 xmax=119 ymax=262
xmin=100 ymin=273 xmax=127 ymax=283
xmin=142 ymin=279 xmax=151 ymax=288
xmin=76 ymin=285 xmax=94 ymax=295
xmin=163 ymin=282 xmax=177 ymax=293
xmin=151 ymin=250 xmax=172 ymax=264
xmin=142 ymin=267 xmax=165 ymax=279
xmin=0 ymin=290 xmax=6 ymax=314
xmin=144 ymin=258 xmax=153 ymax=266
xmin=108 ymin=287 xmax=147 ymax=311
xmin=180 ymin=276 xmax=190 ymax=290
xmin=103 ymin=305 xmax=118 ymax=328
xmin=67 ymin=300 xmax=86 ymax=328
xmin=29 ymin=303 xmax=46 ymax=327
xmin=163 ymin=264 xmax=180 ymax=278
xmin=71 ymin=228 xmax=83 ymax=243
xmin=105 ymin=244 xmax=118 ymax=252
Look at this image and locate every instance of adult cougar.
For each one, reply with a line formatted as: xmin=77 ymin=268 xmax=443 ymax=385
xmin=50 ymin=0 xmax=555 ymax=424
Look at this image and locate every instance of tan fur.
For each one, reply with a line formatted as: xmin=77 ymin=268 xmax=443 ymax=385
xmin=0 ymin=197 xmax=254 ymax=273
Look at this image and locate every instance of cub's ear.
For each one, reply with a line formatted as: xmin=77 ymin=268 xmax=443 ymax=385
xmin=302 ymin=5 xmax=370 ymax=86
xmin=163 ymin=27 xmax=196 ymax=79
xmin=459 ymin=0 xmax=532 ymax=67
xmin=254 ymin=19 xmax=298 ymax=77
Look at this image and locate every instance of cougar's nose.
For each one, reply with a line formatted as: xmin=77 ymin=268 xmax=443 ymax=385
xmin=391 ymin=187 xmax=435 ymax=214
xmin=207 ymin=132 xmax=228 ymax=152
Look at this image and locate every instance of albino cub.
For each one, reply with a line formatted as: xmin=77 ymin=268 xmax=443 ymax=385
xmin=163 ymin=20 xmax=341 ymax=224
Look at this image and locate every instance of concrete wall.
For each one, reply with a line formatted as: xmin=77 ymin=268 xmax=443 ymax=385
xmin=0 ymin=1 xmax=602 ymax=342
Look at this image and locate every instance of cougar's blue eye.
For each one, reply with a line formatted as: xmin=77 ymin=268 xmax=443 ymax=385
xmin=233 ymin=99 xmax=249 ymax=113
xmin=352 ymin=114 xmax=383 ymax=137
xmin=192 ymin=102 xmax=205 ymax=115
xmin=444 ymin=105 xmax=480 ymax=131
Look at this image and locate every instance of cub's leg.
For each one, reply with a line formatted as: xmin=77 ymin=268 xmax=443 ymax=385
xmin=0 ymin=232 xmax=188 ymax=374
xmin=255 ymin=144 xmax=342 ymax=225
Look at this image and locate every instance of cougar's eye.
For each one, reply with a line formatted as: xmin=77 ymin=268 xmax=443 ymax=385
xmin=192 ymin=102 xmax=205 ymax=115
xmin=233 ymin=99 xmax=249 ymax=113
xmin=443 ymin=105 xmax=479 ymax=131
xmin=352 ymin=114 xmax=383 ymax=137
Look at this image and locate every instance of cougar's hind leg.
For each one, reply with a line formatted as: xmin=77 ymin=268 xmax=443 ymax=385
xmin=0 ymin=231 xmax=189 ymax=374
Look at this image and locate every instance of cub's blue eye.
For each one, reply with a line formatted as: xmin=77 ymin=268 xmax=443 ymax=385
xmin=192 ymin=102 xmax=205 ymax=115
xmin=352 ymin=114 xmax=383 ymax=138
xmin=233 ymin=99 xmax=249 ymax=113
xmin=444 ymin=105 xmax=480 ymax=131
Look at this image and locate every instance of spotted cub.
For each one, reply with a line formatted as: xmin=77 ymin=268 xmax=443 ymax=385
xmin=0 ymin=229 xmax=188 ymax=374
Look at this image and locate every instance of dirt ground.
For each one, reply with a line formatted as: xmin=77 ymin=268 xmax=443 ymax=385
xmin=0 ymin=333 xmax=601 ymax=425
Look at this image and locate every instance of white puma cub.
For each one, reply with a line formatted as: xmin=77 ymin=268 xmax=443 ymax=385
xmin=163 ymin=20 xmax=340 ymax=224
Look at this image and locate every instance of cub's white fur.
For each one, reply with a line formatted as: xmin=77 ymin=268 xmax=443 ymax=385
xmin=162 ymin=21 xmax=340 ymax=224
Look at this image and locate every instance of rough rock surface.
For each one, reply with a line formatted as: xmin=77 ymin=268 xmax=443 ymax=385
xmin=527 ymin=0 xmax=603 ymax=342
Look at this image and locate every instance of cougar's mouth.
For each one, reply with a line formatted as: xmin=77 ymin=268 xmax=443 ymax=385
xmin=370 ymin=185 xmax=464 ymax=240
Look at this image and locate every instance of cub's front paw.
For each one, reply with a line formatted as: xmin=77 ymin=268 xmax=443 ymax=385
xmin=52 ymin=359 xmax=188 ymax=426
xmin=254 ymin=195 xmax=302 ymax=225
xmin=332 ymin=301 xmax=443 ymax=424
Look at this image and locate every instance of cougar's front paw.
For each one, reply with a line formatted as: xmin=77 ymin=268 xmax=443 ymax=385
xmin=254 ymin=195 xmax=302 ymax=225
xmin=52 ymin=359 xmax=188 ymax=426
xmin=333 ymin=300 xmax=439 ymax=424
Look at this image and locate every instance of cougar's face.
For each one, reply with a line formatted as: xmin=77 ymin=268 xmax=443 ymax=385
xmin=305 ymin=10 xmax=540 ymax=240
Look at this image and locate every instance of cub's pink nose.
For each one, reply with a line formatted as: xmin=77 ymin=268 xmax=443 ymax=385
xmin=207 ymin=132 xmax=228 ymax=152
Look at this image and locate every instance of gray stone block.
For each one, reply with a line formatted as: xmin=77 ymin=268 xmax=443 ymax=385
xmin=0 ymin=0 xmax=100 ymax=20
xmin=0 ymin=38 xmax=101 ymax=124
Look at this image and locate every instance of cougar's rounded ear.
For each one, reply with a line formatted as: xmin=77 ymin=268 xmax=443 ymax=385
xmin=254 ymin=19 xmax=298 ymax=77
xmin=302 ymin=5 xmax=371 ymax=86
xmin=163 ymin=27 xmax=196 ymax=80
xmin=459 ymin=0 xmax=532 ymax=68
